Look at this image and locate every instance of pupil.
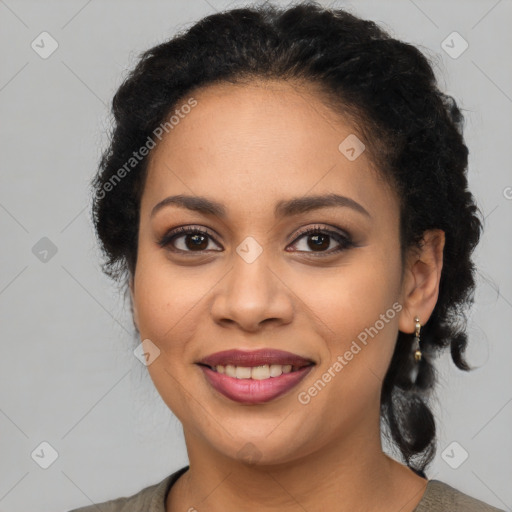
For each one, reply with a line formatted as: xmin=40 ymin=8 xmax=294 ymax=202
xmin=309 ymin=234 xmax=329 ymax=251
xmin=186 ymin=234 xmax=207 ymax=250
xmin=184 ymin=233 xmax=330 ymax=252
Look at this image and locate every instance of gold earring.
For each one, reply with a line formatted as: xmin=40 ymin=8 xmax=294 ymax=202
xmin=413 ymin=316 xmax=422 ymax=362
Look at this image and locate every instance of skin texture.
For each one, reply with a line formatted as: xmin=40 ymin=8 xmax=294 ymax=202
xmin=129 ymin=80 xmax=445 ymax=512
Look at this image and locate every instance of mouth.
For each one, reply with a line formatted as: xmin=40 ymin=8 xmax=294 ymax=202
xmin=195 ymin=348 xmax=315 ymax=404
xmin=196 ymin=362 xmax=313 ymax=378
xmin=196 ymin=348 xmax=315 ymax=369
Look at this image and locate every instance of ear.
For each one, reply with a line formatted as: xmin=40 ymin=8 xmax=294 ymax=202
xmin=398 ymin=229 xmax=445 ymax=333
xmin=129 ymin=274 xmax=139 ymax=332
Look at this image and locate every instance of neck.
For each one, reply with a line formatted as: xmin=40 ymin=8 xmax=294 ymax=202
xmin=167 ymin=426 xmax=428 ymax=512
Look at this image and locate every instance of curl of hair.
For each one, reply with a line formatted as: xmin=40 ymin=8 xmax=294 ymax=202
xmin=90 ymin=1 xmax=483 ymax=474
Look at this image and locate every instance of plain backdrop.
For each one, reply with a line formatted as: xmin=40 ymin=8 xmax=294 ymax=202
xmin=0 ymin=0 xmax=511 ymax=511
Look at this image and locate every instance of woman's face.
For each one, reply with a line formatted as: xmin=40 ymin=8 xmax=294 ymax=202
xmin=131 ymin=80 xmax=414 ymax=465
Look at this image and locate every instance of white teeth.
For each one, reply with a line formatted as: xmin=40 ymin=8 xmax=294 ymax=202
xmin=251 ymin=365 xmax=270 ymax=380
xmin=270 ymin=364 xmax=286 ymax=377
xmin=235 ymin=366 xmax=252 ymax=379
xmin=225 ymin=364 xmax=237 ymax=378
xmin=213 ymin=364 xmax=295 ymax=379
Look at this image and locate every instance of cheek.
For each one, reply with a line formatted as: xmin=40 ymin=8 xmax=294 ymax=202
xmin=290 ymin=252 xmax=402 ymax=388
xmin=132 ymin=259 xmax=211 ymax=418
xmin=133 ymin=230 xmax=222 ymax=336
xmin=293 ymin=255 xmax=401 ymax=335
xmin=134 ymin=265 xmax=210 ymax=342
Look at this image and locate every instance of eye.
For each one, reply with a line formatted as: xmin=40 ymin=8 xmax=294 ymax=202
xmin=287 ymin=224 xmax=355 ymax=256
xmin=157 ymin=225 xmax=221 ymax=253
xmin=157 ymin=224 xmax=354 ymax=256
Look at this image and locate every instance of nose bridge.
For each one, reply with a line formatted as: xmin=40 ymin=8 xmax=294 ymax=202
xmin=210 ymin=238 xmax=294 ymax=330
xmin=233 ymin=237 xmax=274 ymax=294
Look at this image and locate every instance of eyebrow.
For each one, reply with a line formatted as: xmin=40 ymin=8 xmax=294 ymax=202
xmin=150 ymin=193 xmax=371 ymax=219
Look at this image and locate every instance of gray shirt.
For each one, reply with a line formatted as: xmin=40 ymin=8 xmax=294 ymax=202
xmin=67 ymin=465 xmax=505 ymax=511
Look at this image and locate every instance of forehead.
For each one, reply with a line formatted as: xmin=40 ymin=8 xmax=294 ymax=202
xmin=142 ymin=80 xmax=396 ymax=221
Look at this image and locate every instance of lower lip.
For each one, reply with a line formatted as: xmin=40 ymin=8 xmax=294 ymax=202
xmin=198 ymin=365 xmax=314 ymax=404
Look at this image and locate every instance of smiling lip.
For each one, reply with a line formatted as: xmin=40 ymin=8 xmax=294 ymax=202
xmin=199 ymin=365 xmax=314 ymax=404
xmin=197 ymin=348 xmax=315 ymax=368
xmin=196 ymin=348 xmax=315 ymax=404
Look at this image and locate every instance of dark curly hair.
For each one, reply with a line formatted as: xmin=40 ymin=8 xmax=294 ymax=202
xmin=90 ymin=1 xmax=483 ymax=476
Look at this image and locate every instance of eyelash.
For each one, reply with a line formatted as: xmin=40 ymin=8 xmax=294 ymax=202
xmin=157 ymin=224 xmax=355 ymax=257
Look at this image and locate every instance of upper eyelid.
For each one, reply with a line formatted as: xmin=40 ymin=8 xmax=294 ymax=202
xmin=162 ymin=224 xmax=351 ymax=250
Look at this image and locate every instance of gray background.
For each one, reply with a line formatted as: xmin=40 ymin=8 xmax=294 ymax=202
xmin=0 ymin=0 xmax=511 ymax=510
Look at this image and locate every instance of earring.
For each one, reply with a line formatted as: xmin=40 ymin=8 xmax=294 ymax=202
xmin=413 ymin=316 xmax=422 ymax=362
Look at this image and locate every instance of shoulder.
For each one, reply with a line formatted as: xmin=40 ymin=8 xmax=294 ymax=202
xmin=66 ymin=466 xmax=189 ymax=512
xmin=415 ymin=479 xmax=506 ymax=512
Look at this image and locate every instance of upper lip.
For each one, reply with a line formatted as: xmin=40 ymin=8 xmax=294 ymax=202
xmin=197 ymin=349 xmax=315 ymax=368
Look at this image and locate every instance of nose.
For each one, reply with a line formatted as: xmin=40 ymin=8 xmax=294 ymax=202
xmin=210 ymin=250 xmax=294 ymax=333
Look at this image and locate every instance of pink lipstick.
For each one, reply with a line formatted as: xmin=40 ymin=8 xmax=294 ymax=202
xmin=196 ymin=349 xmax=315 ymax=404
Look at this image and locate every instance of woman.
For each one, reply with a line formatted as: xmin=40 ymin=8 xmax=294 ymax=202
xmin=70 ymin=2 xmax=504 ymax=511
